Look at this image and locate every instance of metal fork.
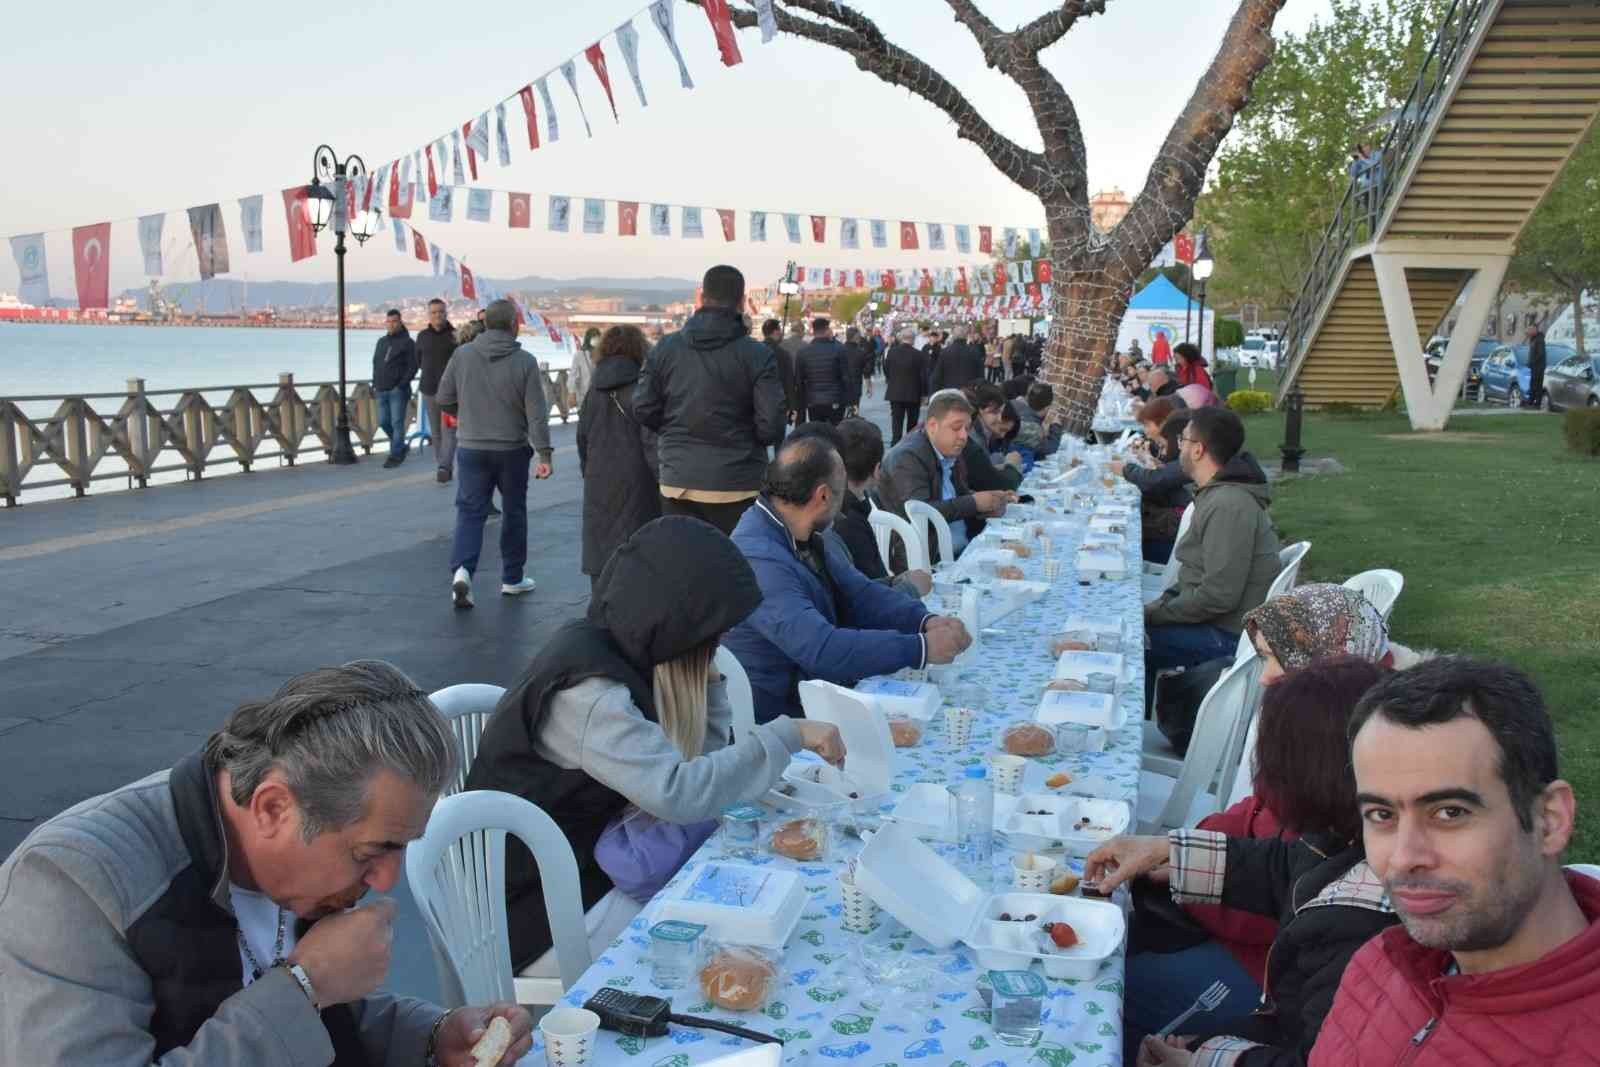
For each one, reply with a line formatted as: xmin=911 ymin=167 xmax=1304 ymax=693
xmin=1156 ymin=980 xmax=1230 ymax=1037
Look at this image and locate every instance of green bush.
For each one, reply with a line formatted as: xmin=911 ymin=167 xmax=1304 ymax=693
xmin=1226 ymin=390 xmax=1274 ymax=415
xmin=1564 ymin=407 xmax=1600 ymax=456
xmin=1214 ymin=318 xmax=1245 ymax=349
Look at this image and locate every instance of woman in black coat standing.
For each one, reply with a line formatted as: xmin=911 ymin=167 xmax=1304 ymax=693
xmin=577 ymin=325 xmax=660 ymax=591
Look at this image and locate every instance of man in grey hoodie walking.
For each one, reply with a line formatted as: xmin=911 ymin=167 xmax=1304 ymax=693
xmin=436 ymin=299 xmax=553 ymax=608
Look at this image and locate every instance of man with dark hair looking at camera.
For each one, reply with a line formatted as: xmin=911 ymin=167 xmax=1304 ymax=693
xmin=415 ymin=297 xmax=457 ymax=483
xmin=0 ymin=660 xmax=533 ymax=1067
xmin=1309 ymin=656 xmax=1600 ymax=1065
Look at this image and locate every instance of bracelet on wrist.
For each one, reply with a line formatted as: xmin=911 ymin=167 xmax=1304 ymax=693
xmin=426 ymin=1007 xmax=458 ymax=1067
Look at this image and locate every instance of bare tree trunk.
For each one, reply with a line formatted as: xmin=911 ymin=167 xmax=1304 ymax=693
xmin=1575 ymin=286 xmax=1586 ymax=356
xmin=1043 ymin=244 xmax=1130 ymax=430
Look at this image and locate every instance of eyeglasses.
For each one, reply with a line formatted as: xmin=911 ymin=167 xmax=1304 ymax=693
xmin=1178 ymin=434 xmax=1199 ymax=447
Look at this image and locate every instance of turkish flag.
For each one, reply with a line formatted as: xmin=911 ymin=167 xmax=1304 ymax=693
xmin=281 ymin=187 xmax=318 ymax=263
xmin=978 ymin=226 xmax=993 ymax=254
xmin=425 ymin=145 xmax=438 ymax=197
xmin=994 ymin=262 xmax=1009 ymax=285
xmin=900 ymin=221 xmax=919 ymax=250
xmin=518 ymin=85 xmax=541 ymax=149
xmin=461 ymin=122 xmax=478 ymax=180
xmin=884 ymin=270 xmax=897 ymax=291
xmin=618 ymin=201 xmax=639 ymax=236
xmin=1175 ymin=233 xmax=1195 ymax=265
xmin=920 ymin=269 xmax=933 ymax=292
xmin=547 ymin=320 xmax=562 ymax=344
xmin=461 ymin=265 xmax=477 ymax=301
xmin=957 ymin=267 xmax=968 ymax=294
xmin=586 ymin=43 xmax=619 ymax=121
xmin=1037 ymin=259 xmax=1053 ymax=284
xmin=854 ymin=270 xmax=865 ymax=288
xmin=72 ymin=222 xmax=111 ymax=309
xmin=811 ymin=215 xmax=826 ymax=243
xmin=387 ymin=160 xmax=412 ymax=219
xmin=412 ymin=229 xmax=429 ymax=262
xmin=794 ymin=267 xmax=806 ymax=284
xmin=823 ymin=269 xmax=832 ymax=287
xmin=717 ymin=208 xmax=736 ymax=241
xmin=701 ymin=0 xmax=744 ymax=66
xmin=508 ymin=192 xmax=531 ymax=229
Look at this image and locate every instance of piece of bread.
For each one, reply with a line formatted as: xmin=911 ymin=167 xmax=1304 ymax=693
xmin=889 ymin=719 xmax=923 ymax=747
xmin=995 ymin=565 xmax=1026 ymax=581
xmin=1050 ymin=871 xmax=1081 ymax=896
xmin=1045 ymin=771 xmax=1073 ymax=788
xmin=1003 ymin=723 xmax=1054 ymax=757
xmin=1050 ymin=637 xmax=1094 ymax=655
xmin=1046 ymin=678 xmax=1086 ymax=692
xmin=470 ymin=1016 xmax=513 ymax=1067
xmin=700 ymin=950 xmax=777 ymax=1011
xmin=771 ymin=819 xmax=824 ymax=860
xmin=1000 ymin=541 xmax=1032 ymax=558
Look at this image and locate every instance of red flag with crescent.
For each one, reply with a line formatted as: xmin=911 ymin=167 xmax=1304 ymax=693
xmin=387 ymin=160 xmax=412 ymax=219
xmin=518 ymin=85 xmax=541 ymax=149
xmin=586 ymin=43 xmax=620 ymax=122
xmin=811 ymin=215 xmax=826 ymax=243
xmin=900 ymin=221 xmax=919 ymax=250
xmin=1037 ymin=259 xmax=1053 ymax=284
xmin=508 ymin=192 xmax=531 ymax=229
xmin=424 ymin=145 xmax=438 ymax=197
xmin=282 ymin=187 xmax=318 ymax=263
xmin=72 ymin=222 xmax=111 ymax=309
xmin=716 ymin=208 xmax=735 ymax=241
xmin=977 ymin=226 xmax=993 ymax=254
xmin=854 ymin=270 xmax=865 ymax=289
xmin=461 ymin=265 xmax=477 ymax=301
xmin=618 ymin=201 xmax=639 ymax=236
xmin=701 ymin=0 xmax=744 ymax=66
xmin=461 ymin=121 xmax=478 ymax=180
xmin=412 ymin=229 xmax=429 ymax=262
xmin=884 ymin=270 xmax=897 ymax=292
xmin=1175 ymin=233 xmax=1195 ymax=264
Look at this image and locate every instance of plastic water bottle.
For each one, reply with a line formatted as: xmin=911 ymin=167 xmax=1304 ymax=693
xmin=954 ymin=766 xmax=995 ymax=887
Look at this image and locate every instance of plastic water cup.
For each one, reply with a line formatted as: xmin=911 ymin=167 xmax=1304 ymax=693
xmin=945 ymin=706 xmax=977 ymax=747
xmin=1010 ymin=851 xmax=1058 ymax=893
xmin=989 ymin=753 xmax=1027 ymax=795
xmin=540 ymin=1008 xmax=601 ymax=1067
xmin=648 ymin=920 xmax=705 ymax=990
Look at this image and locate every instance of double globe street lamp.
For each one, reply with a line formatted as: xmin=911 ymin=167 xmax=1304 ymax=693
xmin=305 ymin=145 xmax=382 ymax=465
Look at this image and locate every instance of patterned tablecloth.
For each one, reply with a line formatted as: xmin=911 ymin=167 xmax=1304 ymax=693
xmin=543 ymin=471 xmax=1146 ymax=1067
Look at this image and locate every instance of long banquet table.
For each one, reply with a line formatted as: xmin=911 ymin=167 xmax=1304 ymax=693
xmin=543 ymin=463 xmax=1146 ymax=1067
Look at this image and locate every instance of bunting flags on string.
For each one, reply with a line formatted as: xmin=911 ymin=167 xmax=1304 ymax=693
xmin=870 ymin=220 xmax=887 ymax=249
xmin=10 ymin=234 xmax=48 ymax=304
xmin=811 ymin=215 xmax=826 ymax=243
xmin=508 ymin=192 xmax=531 ymax=228
xmin=841 ymin=218 xmax=859 ymax=250
xmin=927 ymin=222 xmax=945 ymax=251
xmin=283 ymin=187 xmax=318 ymax=263
xmin=716 ymin=208 xmax=735 ymax=241
xmin=900 ymin=221 xmax=918 ymax=250
xmin=412 ymin=229 xmax=429 ymax=262
xmin=138 ymin=213 xmax=165 ymax=275
xmin=187 ymin=204 xmax=230 ymax=281
xmin=239 ymin=195 xmax=264 ymax=253
xmin=467 ymin=188 xmax=492 ymax=223
xmin=783 ymin=214 xmax=801 ymax=244
xmin=392 ymin=217 xmax=407 ymax=254
xmin=469 ymin=113 xmax=490 ymax=164
xmin=537 ymin=77 xmax=560 ymax=143
xmin=755 ymin=0 xmax=778 ymax=42
xmin=517 ymin=85 xmax=541 ymax=150
xmin=616 ymin=20 xmax=647 ymax=107
xmin=683 ymin=205 xmax=703 ymax=238
xmin=444 ymin=254 xmax=457 ymax=278
xmin=750 ymin=211 xmax=767 ymax=242
xmin=618 ymin=201 xmax=640 ymax=236
xmin=429 ymin=186 xmax=454 ymax=223
xmin=425 ymin=145 xmax=439 ymax=197
xmin=495 ymin=103 xmax=512 ymax=166
xmin=71 ymin=222 xmax=111 ymax=309
xmin=1028 ymin=228 xmax=1042 ymax=257
xmin=979 ymin=226 xmax=993 ymax=253
xmin=651 ymin=0 xmax=694 ymax=89
xmin=461 ymin=264 xmax=477 ymax=300
xmin=450 ymin=129 xmax=467 ymax=185
xmin=430 ymin=244 xmax=441 ymax=275
xmin=650 ymin=203 xmax=670 ymax=236
xmin=560 ymin=60 xmax=592 ymax=139
xmin=585 ymin=42 xmax=619 ymax=122
xmin=550 ymin=196 xmax=572 ymax=232
xmin=1003 ymin=227 xmax=1018 ymax=258
xmin=955 ymin=225 xmax=971 ymax=255
xmin=460 ymin=122 xmax=478 ymax=180
xmin=583 ymin=198 xmax=605 ymax=234
xmin=700 ymin=0 xmax=743 ymax=67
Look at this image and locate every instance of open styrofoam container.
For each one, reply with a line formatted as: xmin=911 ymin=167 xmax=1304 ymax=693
xmin=855 ymin=822 xmax=1124 ymax=980
xmin=1075 ymin=548 xmax=1128 ymax=579
xmin=993 ymin=793 xmax=1132 ymax=854
xmin=1082 ymin=529 xmax=1122 ymax=550
xmin=855 ymin=675 xmax=942 ymax=722
xmin=653 ymin=861 xmax=807 ymax=949
xmin=1053 ymin=650 xmax=1126 ymax=686
xmin=780 ymin=680 xmax=894 ymax=804
xmin=770 ymin=759 xmax=876 ymax=815
xmin=887 ymin=781 xmax=957 ymax=841
xmin=1036 ymin=688 xmax=1126 ymax=732
xmin=1059 ymin=615 xmax=1126 ymax=647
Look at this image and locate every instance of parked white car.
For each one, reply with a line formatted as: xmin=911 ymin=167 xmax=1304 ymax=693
xmin=1238 ymin=337 xmax=1280 ymax=369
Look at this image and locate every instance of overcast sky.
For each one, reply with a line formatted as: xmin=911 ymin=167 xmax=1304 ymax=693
xmin=1 ymin=0 xmax=1337 ymax=298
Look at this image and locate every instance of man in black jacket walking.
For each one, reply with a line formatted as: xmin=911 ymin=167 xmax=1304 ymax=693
xmin=930 ymin=324 xmax=986 ymax=394
xmin=762 ymin=318 xmax=800 ymax=426
xmin=372 ymin=309 xmax=418 ymax=468
xmin=414 ymin=298 xmax=457 ymax=482
xmin=883 ymin=326 xmax=928 ymax=444
xmin=797 ymin=317 xmax=849 ymax=424
xmin=634 ymin=265 xmax=785 ymax=535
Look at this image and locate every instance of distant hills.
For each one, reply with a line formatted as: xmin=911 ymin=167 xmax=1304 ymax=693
xmin=119 ymin=274 xmax=697 ymax=313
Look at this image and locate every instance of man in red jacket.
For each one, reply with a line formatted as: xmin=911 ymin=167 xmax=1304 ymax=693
xmin=1311 ymin=657 xmax=1600 ymax=1065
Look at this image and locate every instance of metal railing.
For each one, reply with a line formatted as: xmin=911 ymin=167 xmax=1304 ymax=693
xmin=1278 ymin=0 xmax=1492 ymax=399
xmin=0 ymin=368 xmax=574 ymax=506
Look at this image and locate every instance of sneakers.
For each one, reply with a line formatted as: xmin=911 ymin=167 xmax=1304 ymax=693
xmin=383 ymin=456 xmax=401 ymax=469
xmin=451 ymin=567 xmax=474 ymax=609
xmin=436 ymin=469 xmax=451 ymax=484
xmin=501 ymin=577 xmax=537 ymax=597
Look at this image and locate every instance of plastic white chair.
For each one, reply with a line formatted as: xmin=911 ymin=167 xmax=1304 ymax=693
xmin=714 ymin=645 xmax=758 ymax=743
xmin=1266 ymin=541 xmax=1312 ymax=602
xmin=1222 ymin=704 xmax=1262 ymax=809
xmin=868 ymin=506 xmax=930 ymax=574
xmin=1138 ymin=656 xmax=1262 ymax=833
xmin=429 ymin=684 xmax=506 ymax=796
xmin=1568 ymin=863 xmax=1600 ymax=881
xmin=1142 ymin=502 xmax=1195 ymax=602
xmin=904 ymin=499 xmax=955 ymax=565
xmin=1343 ymin=568 xmax=1404 ymax=622
xmin=405 ymin=790 xmax=592 ymax=1010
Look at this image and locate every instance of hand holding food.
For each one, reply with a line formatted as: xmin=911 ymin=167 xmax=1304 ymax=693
xmin=1083 ymin=834 xmax=1172 ymax=893
xmin=925 ymin=618 xmax=972 ymax=664
xmin=287 ymin=897 xmax=396 ymax=1006
xmin=796 ymin=721 xmax=847 ymax=767
xmin=434 ymin=1005 xmax=534 ymax=1067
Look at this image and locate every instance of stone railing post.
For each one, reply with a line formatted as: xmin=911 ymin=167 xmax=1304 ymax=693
xmin=127 ymin=377 xmax=150 ymax=488
xmin=278 ymin=372 xmax=299 ymax=465
xmin=67 ymin=397 xmax=89 ymax=497
xmin=0 ymin=402 xmax=18 ymax=507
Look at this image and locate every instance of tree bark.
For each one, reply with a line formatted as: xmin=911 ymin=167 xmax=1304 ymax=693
xmin=1043 ymin=243 xmax=1133 ymax=427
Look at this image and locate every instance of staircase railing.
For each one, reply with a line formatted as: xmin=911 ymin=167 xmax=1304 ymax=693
xmin=1278 ymin=0 xmax=1493 ymax=398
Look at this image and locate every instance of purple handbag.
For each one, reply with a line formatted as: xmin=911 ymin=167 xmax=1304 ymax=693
xmin=594 ymin=806 xmax=718 ymax=902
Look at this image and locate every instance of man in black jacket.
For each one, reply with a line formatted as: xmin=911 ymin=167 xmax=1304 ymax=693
xmin=877 ymin=389 xmax=1009 ymax=567
xmin=883 ymin=326 xmax=929 ymax=444
xmin=762 ymin=318 xmax=800 ymax=426
xmin=842 ymin=328 xmax=872 ymax=416
xmin=414 ymin=298 xmax=457 ymax=482
xmin=1525 ymin=323 xmax=1548 ymax=408
xmin=797 ymin=317 xmax=849 ymax=424
xmin=930 ymin=324 xmax=986 ymax=393
xmin=371 ymin=309 xmax=418 ymax=468
xmin=634 ymin=265 xmax=785 ymax=535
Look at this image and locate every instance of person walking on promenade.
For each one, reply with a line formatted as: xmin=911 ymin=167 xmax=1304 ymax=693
xmin=372 ymin=309 xmax=417 ymax=469
xmin=883 ymin=325 xmax=929 ymax=444
xmin=415 ymin=298 xmax=457 ymax=483
xmin=762 ymin=318 xmax=801 ymax=427
xmin=578 ymin=325 xmax=660 ymax=594
xmin=781 ymin=319 xmax=809 ymax=423
xmin=798 ymin=317 xmax=850 ymax=424
xmin=930 ymin=324 xmax=986 ymax=393
xmin=436 ymin=299 xmax=553 ymax=608
xmin=842 ymin=327 xmax=872 ymax=417
xmin=634 ymin=265 xmax=785 ymax=535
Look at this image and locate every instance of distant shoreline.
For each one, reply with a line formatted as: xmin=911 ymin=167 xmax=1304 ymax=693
xmin=0 ymin=318 xmax=388 ymax=331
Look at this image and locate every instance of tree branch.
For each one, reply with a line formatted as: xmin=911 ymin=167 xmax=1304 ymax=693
xmin=942 ymin=0 xmax=1007 ymax=68
xmin=1015 ymin=1 xmax=1113 ymax=55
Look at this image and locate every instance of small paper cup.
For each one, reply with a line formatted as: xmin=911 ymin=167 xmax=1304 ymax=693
xmin=1011 ymin=852 xmax=1059 ymax=893
xmin=540 ymin=1008 xmax=601 ymax=1067
xmin=989 ymin=753 xmax=1027 ymax=795
xmin=1042 ymin=558 xmax=1065 ymax=582
xmin=944 ymin=706 xmax=977 ymax=746
xmin=840 ymin=872 xmax=880 ymax=933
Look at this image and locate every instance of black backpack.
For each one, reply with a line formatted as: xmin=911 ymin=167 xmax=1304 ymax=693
xmin=1153 ymin=656 xmax=1232 ymax=756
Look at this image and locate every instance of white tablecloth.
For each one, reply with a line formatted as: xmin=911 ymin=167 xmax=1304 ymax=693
xmin=544 ymin=478 xmax=1146 ymax=1067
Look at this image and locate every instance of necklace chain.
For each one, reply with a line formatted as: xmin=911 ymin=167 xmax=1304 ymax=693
xmin=236 ymin=905 xmax=288 ymax=981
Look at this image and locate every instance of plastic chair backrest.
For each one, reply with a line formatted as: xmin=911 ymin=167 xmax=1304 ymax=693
xmin=1156 ymin=503 xmax=1196 ymax=595
xmin=714 ymin=645 xmax=757 ymax=742
xmin=1568 ymin=863 xmax=1600 ymax=881
xmin=1343 ymin=568 xmax=1404 ymax=622
xmin=1151 ymin=656 xmax=1261 ymax=832
xmin=1223 ymin=705 xmax=1262 ymax=809
xmin=429 ymin=684 xmax=507 ymax=796
xmin=404 ymin=790 xmax=591 ymax=1010
xmin=904 ymin=499 xmax=955 ymax=566
xmin=868 ymin=507 xmax=930 ymax=573
xmin=1265 ymin=541 xmax=1312 ymax=602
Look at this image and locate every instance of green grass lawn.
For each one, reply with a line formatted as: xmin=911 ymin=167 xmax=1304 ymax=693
xmin=1237 ymin=408 xmax=1600 ymax=861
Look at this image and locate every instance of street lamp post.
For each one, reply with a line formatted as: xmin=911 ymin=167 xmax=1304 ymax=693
xmin=305 ymin=145 xmax=380 ymax=465
xmin=779 ymin=261 xmax=800 ymax=329
xmin=1192 ymin=233 xmax=1215 ymax=362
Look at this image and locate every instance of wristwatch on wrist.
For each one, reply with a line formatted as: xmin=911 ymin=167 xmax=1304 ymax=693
xmin=284 ymin=962 xmax=319 ymax=1010
xmin=426 ymin=1008 xmax=459 ymax=1067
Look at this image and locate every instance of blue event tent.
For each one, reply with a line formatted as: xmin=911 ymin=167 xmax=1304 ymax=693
xmin=1117 ymin=274 xmax=1214 ymax=362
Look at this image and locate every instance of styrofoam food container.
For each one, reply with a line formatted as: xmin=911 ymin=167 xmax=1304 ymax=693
xmin=854 ymin=823 xmax=1124 ymax=979
xmin=1054 ymin=650 xmax=1126 ymax=685
xmin=770 ymin=758 xmax=881 ymax=814
xmin=1075 ymin=548 xmax=1127 ymax=578
xmin=1059 ymin=615 xmax=1125 ymax=651
xmin=887 ymin=782 xmax=956 ymax=840
xmin=653 ymin=862 xmax=807 ymax=949
xmin=1036 ymin=689 xmax=1126 ymax=733
xmin=994 ymin=793 xmax=1131 ymax=854
xmin=855 ymin=675 xmax=942 ymax=722
xmin=797 ymin=678 xmax=895 ymax=796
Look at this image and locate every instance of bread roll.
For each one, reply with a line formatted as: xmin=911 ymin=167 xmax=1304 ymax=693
xmin=1003 ymin=723 xmax=1054 ymax=757
xmin=700 ymin=949 xmax=777 ymax=1011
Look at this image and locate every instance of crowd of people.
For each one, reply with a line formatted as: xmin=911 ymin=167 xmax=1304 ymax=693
xmin=2 ymin=264 xmax=1595 ymax=1067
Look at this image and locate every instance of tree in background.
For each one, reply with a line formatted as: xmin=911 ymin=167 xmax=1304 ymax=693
xmin=1508 ymin=125 xmax=1600 ymax=355
xmin=690 ymin=0 xmax=1287 ymax=433
xmin=1197 ymin=0 xmax=1444 ymax=317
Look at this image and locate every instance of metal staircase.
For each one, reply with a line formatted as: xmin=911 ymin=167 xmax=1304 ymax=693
xmin=1276 ymin=0 xmax=1600 ymax=428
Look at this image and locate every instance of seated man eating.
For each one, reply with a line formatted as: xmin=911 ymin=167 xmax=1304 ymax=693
xmin=724 ymin=435 xmax=971 ymax=722
xmin=0 ymin=660 xmax=531 ymax=1067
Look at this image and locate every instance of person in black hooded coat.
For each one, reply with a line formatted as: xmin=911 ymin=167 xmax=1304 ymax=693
xmin=577 ymin=326 xmax=660 ymax=588
xmin=465 ymin=516 xmax=847 ymax=968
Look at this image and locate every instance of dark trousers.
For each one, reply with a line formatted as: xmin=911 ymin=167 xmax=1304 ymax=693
xmin=451 ymin=446 xmax=531 ymax=583
xmin=1528 ymin=364 xmax=1546 ymax=407
xmin=889 ymin=402 xmax=919 ymax=444
xmin=985 ymin=363 xmax=1004 ymax=384
xmin=1144 ymin=622 xmax=1238 ymax=711
xmin=806 ymin=404 xmax=843 ymax=425
xmin=661 ymin=494 xmax=755 ymax=536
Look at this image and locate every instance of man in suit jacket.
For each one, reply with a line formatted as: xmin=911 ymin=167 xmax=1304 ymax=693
xmin=929 ymin=324 xmax=986 ymax=393
xmin=882 ymin=326 xmax=929 ymax=445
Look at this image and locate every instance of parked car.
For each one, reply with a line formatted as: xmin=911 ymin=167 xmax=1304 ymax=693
xmin=1424 ymin=337 xmax=1501 ymax=399
xmin=1545 ymin=353 xmax=1600 ymax=411
xmin=1478 ymin=341 xmax=1577 ymax=407
xmin=1238 ymin=337 xmax=1279 ymax=369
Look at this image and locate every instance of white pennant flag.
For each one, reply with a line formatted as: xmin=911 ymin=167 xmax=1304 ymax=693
xmin=682 ymin=206 xmax=704 ymax=238
xmin=430 ymin=243 xmax=442 ymax=276
xmin=750 ymin=211 xmax=768 ymax=242
xmin=444 ymin=254 xmax=458 ymax=277
xmin=649 ymin=0 xmax=694 ymax=89
xmin=429 ymin=185 xmax=454 ymax=222
xmin=399 ymin=157 xmax=414 ymax=203
xmin=841 ymin=218 xmax=859 ymax=250
xmin=954 ymin=225 xmax=971 ymax=254
xmin=1003 ymin=228 xmax=1019 ymax=258
xmin=754 ymin=0 xmax=778 ymax=41
xmin=582 ymin=198 xmax=606 ymax=234
xmin=560 ymin=60 xmax=593 ymax=138
xmin=1028 ymin=228 xmax=1042 ymax=257
xmin=11 ymin=233 xmax=49 ymax=304
xmin=392 ymin=217 xmax=407 ymax=253
xmin=450 ymin=130 xmax=467 ymax=185
xmin=372 ymin=164 xmax=390 ymax=213
xmin=138 ymin=213 xmax=165 ymax=275
xmin=495 ymin=103 xmax=512 ymax=167
xmin=549 ymin=196 xmax=572 ymax=232
xmin=413 ymin=150 xmax=424 ymax=202
xmin=870 ymin=220 xmax=887 ymax=248
xmin=537 ymin=77 xmax=561 ymax=142
xmin=650 ymin=203 xmax=671 ymax=236
xmin=467 ymin=188 xmax=492 ymax=223
xmin=927 ymin=222 xmax=945 ymax=251
xmin=468 ymin=113 xmax=490 ymax=160
xmin=616 ymin=20 xmax=648 ymax=107
xmin=238 ymin=195 xmax=264 ymax=254
xmin=783 ymin=214 xmax=801 ymax=244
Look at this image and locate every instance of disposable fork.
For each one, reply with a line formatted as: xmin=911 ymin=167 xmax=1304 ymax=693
xmin=1156 ymin=980 xmax=1230 ymax=1037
